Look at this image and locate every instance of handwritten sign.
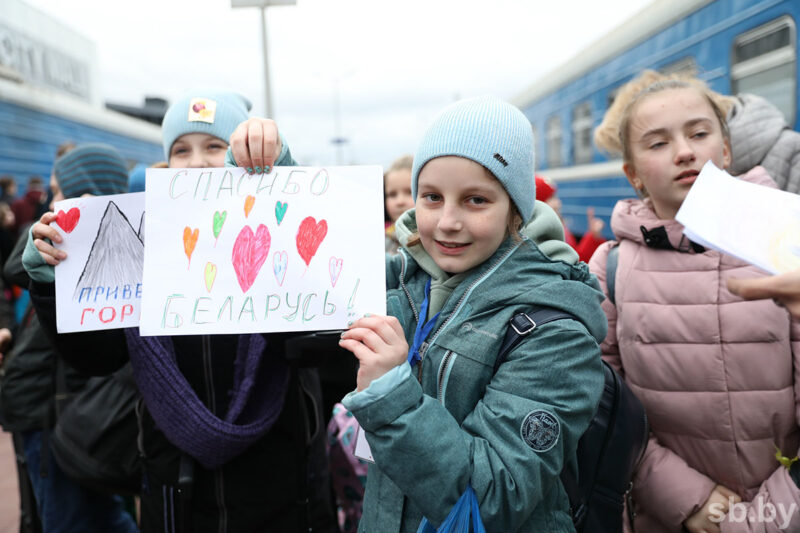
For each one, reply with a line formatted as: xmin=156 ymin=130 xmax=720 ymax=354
xmin=676 ymin=161 xmax=800 ymax=274
xmin=140 ymin=166 xmax=387 ymax=336
xmin=54 ymin=192 xmax=145 ymax=332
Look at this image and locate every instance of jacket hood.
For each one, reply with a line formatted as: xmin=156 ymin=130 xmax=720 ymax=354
xmin=610 ymin=165 xmax=775 ymax=249
xmin=394 ymin=204 xmax=607 ymax=343
xmin=727 ymin=94 xmax=787 ymax=176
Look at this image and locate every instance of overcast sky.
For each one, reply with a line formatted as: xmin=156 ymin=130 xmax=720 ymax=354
xmin=25 ymin=0 xmax=653 ymax=167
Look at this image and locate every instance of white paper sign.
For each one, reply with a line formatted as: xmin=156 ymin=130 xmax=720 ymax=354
xmin=140 ymin=166 xmax=386 ymax=336
xmin=354 ymin=425 xmax=374 ymax=463
xmin=676 ymin=161 xmax=800 ymax=274
xmin=53 ymin=192 xmax=145 ymax=332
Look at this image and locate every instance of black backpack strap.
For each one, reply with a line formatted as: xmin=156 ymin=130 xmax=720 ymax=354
xmin=493 ymin=306 xmax=575 ymax=375
xmin=606 ymin=244 xmax=620 ymax=305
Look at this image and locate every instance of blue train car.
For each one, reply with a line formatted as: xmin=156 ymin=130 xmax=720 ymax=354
xmin=0 ymin=82 xmax=162 ymax=192
xmin=0 ymin=0 xmax=162 ymax=193
xmin=513 ymin=0 xmax=799 ymax=239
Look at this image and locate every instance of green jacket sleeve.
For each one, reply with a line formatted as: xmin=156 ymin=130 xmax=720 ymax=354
xmin=21 ymin=226 xmax=54 ymax=284
xmin=348 ymin=319 xmax=603 ymax=531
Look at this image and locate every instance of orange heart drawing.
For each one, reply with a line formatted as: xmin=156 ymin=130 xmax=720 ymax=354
xmin=244 ymin=195 xmax=256 ymax=218
xmin=183 ymin=226 xmax=199 ymax=266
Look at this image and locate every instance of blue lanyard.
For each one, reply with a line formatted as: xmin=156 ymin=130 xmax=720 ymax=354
xmin=407 ymin=278 xmax=440 ymax=367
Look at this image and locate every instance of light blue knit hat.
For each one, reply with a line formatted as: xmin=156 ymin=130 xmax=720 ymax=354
xmin=161 ymin=89 xmax=252 ymax=159
xmin=411 ymin=96 xmax=536 ymax=222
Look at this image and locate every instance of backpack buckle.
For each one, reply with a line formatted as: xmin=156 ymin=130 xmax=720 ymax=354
xmin=510 ymin=313 xmax=536 ymax=336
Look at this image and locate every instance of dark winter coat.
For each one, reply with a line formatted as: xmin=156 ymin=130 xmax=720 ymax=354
xmin=29 ymin=280 xmax=337 ymax=533
xmin=0 ymin=229 xmax=87 ymax=432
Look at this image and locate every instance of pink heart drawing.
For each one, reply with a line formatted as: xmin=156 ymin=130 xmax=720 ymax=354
xmin=296 ymin=216 xmax=328 ymax=267
xmin=273 ymin=250 xmax=288 ymax=286
xmin=329 ymin=257 xmax=343 ymax=287
xmin=231 ymin=224 xmax=271 ymax=292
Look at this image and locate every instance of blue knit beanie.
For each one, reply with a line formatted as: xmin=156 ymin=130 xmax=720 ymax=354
xmin=128 ymin=163 xmax=146 ymax=193
xmin=53 ymin=144 xmax=129 ymax=199
xmin=161 ymin=89 xmax=252 ymax=159
xmin=411 ymin=96 xmax=536 ymax=222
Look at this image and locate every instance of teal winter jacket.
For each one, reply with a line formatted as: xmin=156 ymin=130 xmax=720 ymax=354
xmin=344 ymin=207 xmax=607 ymax=533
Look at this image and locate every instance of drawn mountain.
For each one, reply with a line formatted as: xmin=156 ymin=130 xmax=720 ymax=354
xmin=73 ymin=202 xmax=144 ymax=300
xmin=137 ymin=212 xmax=145 ymax=243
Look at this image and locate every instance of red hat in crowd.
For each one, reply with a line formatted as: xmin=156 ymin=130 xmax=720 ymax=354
xmin=535 ymin=175 xmax=556 ymax=202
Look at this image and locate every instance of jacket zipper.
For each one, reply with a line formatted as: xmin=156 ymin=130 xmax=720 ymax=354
xmin=398 ymin=250 xmax=420 ymax=323
xmin=202 ymin=336 xmax=227 ymax=532
xmin=216 ymin=468 xmax=227 ymax=533
xmin=425 ymin=243 xmax=520 ymax=366
xmin=437 ymin=350 xmax=454 ymax=403
xmin=405 ymin=243 xmax=520 ymax=384
xmin=398 ymin=251 xmax=424 ymax=381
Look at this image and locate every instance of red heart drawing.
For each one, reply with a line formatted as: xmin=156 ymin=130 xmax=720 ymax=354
xmin=55 ymin=208 xmax=81 ymax=233
xmin=231 ymin=224 xmax=271 ymax=292
xmin=296 ymin=217 xmax=328 ymax=267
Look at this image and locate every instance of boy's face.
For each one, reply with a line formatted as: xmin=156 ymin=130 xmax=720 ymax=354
xmin=168 ymin=133 xmax=229 ymax=168
xmin=416 ymin=156 xmax=510 ymax=274
xmin=384 ymin=168 xmax=414 ymax=223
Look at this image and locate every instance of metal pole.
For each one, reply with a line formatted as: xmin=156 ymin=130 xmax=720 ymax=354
xmin=260 ymin=5 xmax=273 ymax=119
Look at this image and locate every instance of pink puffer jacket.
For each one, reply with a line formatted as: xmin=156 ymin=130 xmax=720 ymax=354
xmin=589 ymin=167 xmax=800 ymax=532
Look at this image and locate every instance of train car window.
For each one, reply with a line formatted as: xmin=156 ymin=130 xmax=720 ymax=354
xmin=572 ymin=102 xmax=593 ymax=165
xmin=732 ymin=16 xmax=796 ymax=126
xmin=546 ymin=116 xmax=562 ymax=168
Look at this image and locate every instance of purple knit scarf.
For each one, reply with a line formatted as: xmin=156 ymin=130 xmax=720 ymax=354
xmin=124 ymin=330 xmax=289 ymax=470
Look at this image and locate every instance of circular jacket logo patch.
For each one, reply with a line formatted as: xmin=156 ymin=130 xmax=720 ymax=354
xmin=521 ymin=410 xmax=560 ymax=452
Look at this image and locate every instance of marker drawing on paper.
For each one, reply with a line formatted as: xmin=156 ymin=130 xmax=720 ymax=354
xmin=275 ymin=201 xmax=288 ymax=225
xmin=73 ymin=201 xmax=144 ymax=300
xmin=231 ymin=224 xmax=271 ymax=292
xmin=212 ymin=210 xmax=227 ymax=246
xmin=296 ymin=216 xmax=328 ymax=268
xmin=183 ymin=227 xmax=199 ymax=269
xmin=273 ymin=250 xmax=288 ymax=286
xmin=329 ymin=257 xmax=343 ymax=287
xmin=55 ymin=207 xmax=81 ymax=233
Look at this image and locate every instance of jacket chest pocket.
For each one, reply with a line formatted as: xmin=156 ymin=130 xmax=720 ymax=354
xmin=435 ymin=347 xmax=494 ymax=422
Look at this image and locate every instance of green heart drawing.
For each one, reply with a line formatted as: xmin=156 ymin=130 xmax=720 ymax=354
xmin=275 ymin=201 xmax=288 ymax=225
xmin=213 ymin=210 xmax=227 ymax=239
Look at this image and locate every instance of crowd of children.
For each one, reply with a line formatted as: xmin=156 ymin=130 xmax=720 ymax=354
xmin=0 ymin=67 xmax=798 ymax=533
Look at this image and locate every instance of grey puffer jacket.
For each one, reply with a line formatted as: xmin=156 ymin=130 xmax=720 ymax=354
xmin=727 ymin=93 xmax=800 ymax=194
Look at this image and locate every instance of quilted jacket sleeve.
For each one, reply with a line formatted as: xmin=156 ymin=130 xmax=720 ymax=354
xmin=718 ymin=316 xmax=800 ymax=532
xmin=632 ymin=435 xmax=717 ymax=525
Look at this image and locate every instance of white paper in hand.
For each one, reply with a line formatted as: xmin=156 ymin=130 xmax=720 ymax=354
xmin=676 ymin=161 xmax=800 ymax=274
xmin=354 ymin=425 xmax=374 ymax=463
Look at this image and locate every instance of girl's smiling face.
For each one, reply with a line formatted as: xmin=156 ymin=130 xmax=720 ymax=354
xmin=623 ymin=87 xmax=731 ymax=220
xmin=415 ymin=156 xmax=511 ymax=274
xmin=168 ymin=133 xmax=229 ymax=168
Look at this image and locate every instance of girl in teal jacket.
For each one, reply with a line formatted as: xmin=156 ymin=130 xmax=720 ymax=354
xmin=338 ymin=96 xmax=608 ymax=532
